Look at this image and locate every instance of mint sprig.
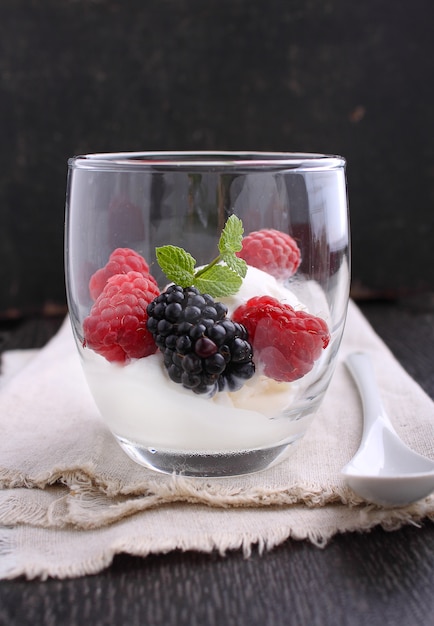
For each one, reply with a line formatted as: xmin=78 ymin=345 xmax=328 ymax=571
xmin=155 ymin=246 xmax=196 ymax=286
xmin=155 ymin=215 xmax=247 ymax=297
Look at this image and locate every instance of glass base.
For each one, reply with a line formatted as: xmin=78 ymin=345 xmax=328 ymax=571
xmin=115 ymin=435 xmax=300 ymax=477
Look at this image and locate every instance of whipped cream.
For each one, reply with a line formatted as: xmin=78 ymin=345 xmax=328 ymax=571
xmin=81 ymin=265 xmax=312 ymax=453
xmin=222 ymin=265 xmax=303 ymax=315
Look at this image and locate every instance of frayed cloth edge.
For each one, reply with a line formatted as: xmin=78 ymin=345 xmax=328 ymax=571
xmin=2 ymin=510 xmax=433 ymax=581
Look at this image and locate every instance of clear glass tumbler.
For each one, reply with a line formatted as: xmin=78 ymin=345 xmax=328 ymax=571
xmin=65 ymin=152 xmax=350 ymax=477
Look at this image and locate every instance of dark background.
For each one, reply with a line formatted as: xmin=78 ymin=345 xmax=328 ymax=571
xmin=1 ymin=0 xmax=433 ymax=319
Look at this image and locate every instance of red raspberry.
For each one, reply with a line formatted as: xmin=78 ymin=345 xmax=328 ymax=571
xmin=89 ymin=247 xmax=157 ymax=300
xmin=83 ymin=271 xmax=160 ymax=363
xmin=232 ymin=296 xmax=330 ymax=382
xmin=236 ymin=229 xmax=301 ymax=279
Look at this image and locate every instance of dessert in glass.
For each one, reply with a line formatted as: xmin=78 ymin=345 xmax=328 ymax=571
xmin=65 ymin=152 xmax=350 ymax=477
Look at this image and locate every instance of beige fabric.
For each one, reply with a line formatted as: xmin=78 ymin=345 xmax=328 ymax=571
xmin=0 ymin=300 xmax=433 ymax=580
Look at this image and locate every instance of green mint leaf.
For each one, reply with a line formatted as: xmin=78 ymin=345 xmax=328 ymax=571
xmin=218 ymin=215 xmax=244 ymax=256
xmin=193 ymin=265 xmax=242 ymax=297
xmin=156 ymin=245 xmax=196 ymax=287
xmin=155 ymin=216 xmax=246 ymax=295
xmin=222 ymin=254 xmax=247 ymax=278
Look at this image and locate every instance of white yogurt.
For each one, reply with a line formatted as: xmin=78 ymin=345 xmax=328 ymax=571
xmin=222 ymin=265 xmax=303 ymax=315
xmin=81 ymin=266 xmax=311 ymax=453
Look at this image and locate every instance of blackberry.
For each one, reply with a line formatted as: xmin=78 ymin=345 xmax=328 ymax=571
xmin=147 ymin=285 xmax=255 ymax=396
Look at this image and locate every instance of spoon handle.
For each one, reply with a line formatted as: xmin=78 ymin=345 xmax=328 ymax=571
xmin=346 ymin=352 xmax=393 ymax=436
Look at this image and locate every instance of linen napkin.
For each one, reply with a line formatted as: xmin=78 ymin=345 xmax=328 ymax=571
xmin=0 ymin=300 xmax=433 ymax=580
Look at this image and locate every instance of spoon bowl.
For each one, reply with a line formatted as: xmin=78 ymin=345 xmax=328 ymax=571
xmin=341 ymin=352 xmax=434 ymax=507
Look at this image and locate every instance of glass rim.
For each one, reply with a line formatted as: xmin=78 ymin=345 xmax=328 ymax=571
xmin=68 ymin=151 xmax=346 ymax=172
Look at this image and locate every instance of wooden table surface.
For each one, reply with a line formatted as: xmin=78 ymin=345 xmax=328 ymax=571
xmin=1 ymin=297 xmax=433 ymax=626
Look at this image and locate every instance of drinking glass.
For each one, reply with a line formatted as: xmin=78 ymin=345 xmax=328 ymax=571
xmin=65 ymin=152 xmax=350 ymax=477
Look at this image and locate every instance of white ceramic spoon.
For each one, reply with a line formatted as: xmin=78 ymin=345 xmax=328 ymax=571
xmin=341 ymin=351 xmax=434 ymax=507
